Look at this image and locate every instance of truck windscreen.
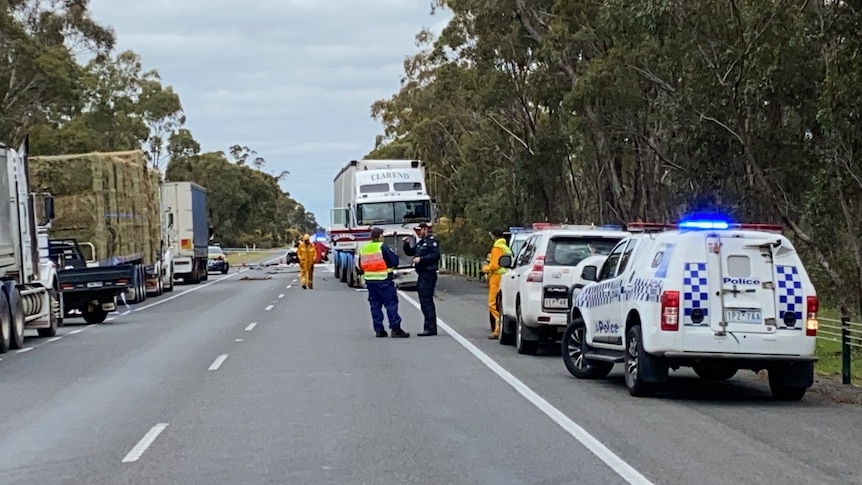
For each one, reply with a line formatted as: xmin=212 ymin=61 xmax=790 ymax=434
xmin=357 ymin=201 xmax=431 ymax=225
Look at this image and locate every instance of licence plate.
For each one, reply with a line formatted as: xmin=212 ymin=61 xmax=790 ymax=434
xmin=725 ymin=309 xmax=762 ymax=324
xmin=543 ymin=297 xmax=568 ymax=309
xmin=87 ymin=281 xmax=103 ymax=288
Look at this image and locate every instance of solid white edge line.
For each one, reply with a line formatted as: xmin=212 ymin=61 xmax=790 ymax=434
xmin=208 ymin=353 xmax=228 ymax=371
xmin=264 ymin=304 xmax=273 ymax=311
xmin=46 ymin=336 xmax=62 ymax=343
xmin=16 ymin=347 xmax=33 ymax=353
xmin=122 ymin=423 xmax=169 ymax=463
xmin=68 ymin=329 xmax=83 ymax=335
xmin=397 ymin=290 xmax=653 ymax=485
xmin=245 ymin=322 xmax=257 ymax=331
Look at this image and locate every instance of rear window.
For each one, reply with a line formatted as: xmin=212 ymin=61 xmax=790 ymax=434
xmin=545 ymin=237 xmax=622 ymax=266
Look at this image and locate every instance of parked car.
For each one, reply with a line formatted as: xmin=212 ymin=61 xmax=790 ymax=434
xmin=207 ymin=245 xmax=229 ymax=274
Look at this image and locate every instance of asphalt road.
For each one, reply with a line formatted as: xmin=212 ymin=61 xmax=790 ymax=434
xmin=0 ymin=260 xmax=857 ymax=484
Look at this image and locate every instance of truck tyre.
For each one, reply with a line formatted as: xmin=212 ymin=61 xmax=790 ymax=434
xmin=4 ymin=283 xmax=25 ymax=349
xmin=83 ymin=307 xmax=108 ymax=324
xmin=0 ymin=290 xmax=10 ymax=353
xmin=164 ymin=275 xmax=174 ymax=292
xmin=38 ymin=289 xmax=59 ymax=337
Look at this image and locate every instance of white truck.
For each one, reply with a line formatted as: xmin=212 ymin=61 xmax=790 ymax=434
xmin=144 ymin=202 xmax=175 ymax=295
xmin=161 ymin=182 xmax=209 ymax=284
xmin=0 ymin=138 xmax=62 ymax=351
xmin=328 ymin=159 xmax=437 ymax=289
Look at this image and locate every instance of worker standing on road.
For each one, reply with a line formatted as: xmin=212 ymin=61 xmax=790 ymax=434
xmin=357 ymin=227 xmax=410 ymax=338
xmin=297 ymin=234 xmax=317 ymax=289
xmin=483 ymin=229 xmax=512 ymax=339
xmin=403 ymin=222 xmax=440 ymax=336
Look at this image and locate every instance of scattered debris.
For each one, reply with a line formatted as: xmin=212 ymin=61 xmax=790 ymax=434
xmin=239 ymin=275 xmax=272 ymax=281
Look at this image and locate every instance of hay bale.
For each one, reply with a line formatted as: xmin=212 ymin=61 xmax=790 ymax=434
xmin=29 ymin=150 xmax=162 ymax=265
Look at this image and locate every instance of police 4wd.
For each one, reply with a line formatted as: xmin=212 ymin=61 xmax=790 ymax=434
xmin=563 ymin=217 xmax=820 ymax=401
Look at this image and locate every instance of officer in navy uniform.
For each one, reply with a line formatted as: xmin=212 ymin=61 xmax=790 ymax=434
xmin=402 ymin=222 xmax=440 ymax=336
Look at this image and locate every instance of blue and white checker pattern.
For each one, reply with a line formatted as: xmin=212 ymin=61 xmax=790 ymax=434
xmin=576 ymin=278 xmax=662 ymax=308
xmin=576 ymin=280 xmax=617 ymax=308
xmin=776 ymin=265 xmax=803 ymax=327
xmin=625 ymin=278 xmax=662 ymax=303
xmin=682 ymin=262 xmax=709 ymax=326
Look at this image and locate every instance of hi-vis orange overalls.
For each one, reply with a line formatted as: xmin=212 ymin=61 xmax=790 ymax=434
xmin=483 ymin=237 xmax=512 ymax=339
xmin=297 ymin=236 xmax=318 ymax=289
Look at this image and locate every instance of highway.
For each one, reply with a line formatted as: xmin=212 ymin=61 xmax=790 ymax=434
xmin=0 ymin=257 xmax=858 ymax=484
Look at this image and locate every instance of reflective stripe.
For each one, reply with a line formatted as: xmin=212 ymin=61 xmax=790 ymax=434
xmin=360 ymin=242 xmax=389 ymax=280
xmin=493 ymin=238 xmax=512 ymax=274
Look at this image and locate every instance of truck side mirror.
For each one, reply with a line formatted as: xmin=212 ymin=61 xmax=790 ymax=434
xmin=581 ymin=265 xmax=597 ymax=281
xmin=43 ymin=194 xmax=55 ymax=221
xmin=498 ymin=255 xmax=513 ymax=268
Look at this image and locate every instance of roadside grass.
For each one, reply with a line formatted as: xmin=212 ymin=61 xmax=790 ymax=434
xmin=815 ymin=307 xmax=862 ymax=386
xmin=224 ymin=250 xmax=281 ymax=266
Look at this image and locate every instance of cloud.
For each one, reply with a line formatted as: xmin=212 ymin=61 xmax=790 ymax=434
xmin=87 ymin=0 xmax=451 ymax=222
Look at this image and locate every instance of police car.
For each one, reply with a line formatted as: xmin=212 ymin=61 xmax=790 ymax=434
xmin=563 ymin=216 xmax=819 ymax=400
xmin=496 ymin=223 xmax=629 ymax=354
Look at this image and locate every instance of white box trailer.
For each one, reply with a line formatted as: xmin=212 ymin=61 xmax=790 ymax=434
xmin=161 ymin=182 xmax=209 ymax=284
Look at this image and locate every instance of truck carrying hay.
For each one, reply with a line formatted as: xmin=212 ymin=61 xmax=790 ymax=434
xmin=28 ymin=150 xmax=162 ymax=266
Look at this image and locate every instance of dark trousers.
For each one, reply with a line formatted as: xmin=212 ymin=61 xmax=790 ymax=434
xmin=417 ymin=271 xmax=438 ymax=332
xmin=366 ymin=280 xmax=401 ymax=332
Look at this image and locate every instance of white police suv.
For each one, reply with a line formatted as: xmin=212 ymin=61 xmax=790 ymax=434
xmin=562 ymin=216 xmax=820 ymax=400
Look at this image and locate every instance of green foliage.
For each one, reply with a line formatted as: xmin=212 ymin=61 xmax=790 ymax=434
xmin=368 ymin=0 xmax=862 ymax=312
xmin=0 ymin=0 xmax=313 ymax=247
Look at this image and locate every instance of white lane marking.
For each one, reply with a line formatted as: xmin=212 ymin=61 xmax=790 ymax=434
xmin=286 ymin=285 xmax=292 ymax=289
xmin=278 ymin=294 xmax=284 ymax=298
xmin=122 ymin=423 xmax=169 ymax=463
xmin=398 ymin=291 xmax=654 ymax=485
xmin=245 ymin=322 xmax=257 ymax=331
xmin=68 ymin=329 xmax=83 ymax=335
xmin=46 ymin=337 xmax=62 ymax=343
xmin=292 ymin=279 xmax=297 ymax=283
xmin=264 ymin=305 xmax=273 ymax=311
xmin=208 ymin=353 xmax=229 ymax=370
xmin=16 ymin=347 xmax=33 ymax=353
xmin=235 ymin=339 xmax=243 ymax=342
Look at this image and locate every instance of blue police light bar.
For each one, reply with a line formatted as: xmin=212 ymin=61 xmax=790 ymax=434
xmin=508 ymin=226 xmax=530 ymax=233
xmin=598 ymin=224 xmax=624 ymax=231
xmin=677 ymin=220 xmax=729 ymax=230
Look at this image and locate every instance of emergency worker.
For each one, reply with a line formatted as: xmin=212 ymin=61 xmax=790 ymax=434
xmin=402 ymin=222 xmax=440 ymax=336
xmin=483 ymin=229 xmax=512 ymax=339
xmin=297 ymin=234 xmax=317 ymax=289
xmin=357 ymin=227 xmax=409 ymax=338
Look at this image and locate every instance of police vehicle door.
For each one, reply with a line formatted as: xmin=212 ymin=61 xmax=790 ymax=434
xmin=703 ymin=233 xmax=778 ymax=334
xmin=589 ymin=239 xmax=629 ymax=345
xmin=501 ymin=234 xmax=536 ymax=317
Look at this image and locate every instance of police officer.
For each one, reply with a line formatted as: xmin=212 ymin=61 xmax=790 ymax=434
xmin=403 ymin=222 xmax=440 ymax=336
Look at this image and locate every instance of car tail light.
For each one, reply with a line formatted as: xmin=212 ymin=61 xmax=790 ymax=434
xmin=806 ymin=295 xmax=818 ymax=336
xmin=526 ymin=255 xmax=544 ymax=282
xmin=216 ymin=256 xmax=224 ymax=261
xmin=117 ymin=278 xmax=128 ymax=285
xmin=660 ymin=290 xmax=680 ymax=331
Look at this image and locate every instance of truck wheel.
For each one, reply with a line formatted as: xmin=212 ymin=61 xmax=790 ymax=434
xmin=4 ymin=283 xmax=25 ymax=349
xmin=83 ymin=307 xmax=108 ymax=324
xmin=164 ymin=275 xmax=174 ymax=292
xmin=0 ymin=291 xmax=10 ymax=353
xmin=37 ymin=289 xmax=59 ymax=337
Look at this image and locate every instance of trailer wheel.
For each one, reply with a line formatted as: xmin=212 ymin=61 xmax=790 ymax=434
xmin=4 ymin=283 xmax=25 ymax=349
xmin=83 ymin=307 xmax=108 ymax=324
xmin=38 ymin=289 xmax=59 ymax=337
xmin=0 ymin=291 xmax=10 ymax=353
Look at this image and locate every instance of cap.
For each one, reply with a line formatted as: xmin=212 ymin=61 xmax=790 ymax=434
xmin=371 ymin=227 xmax=384 ymax=238
xmin=417 ymin=222 xmax=430 ymax=228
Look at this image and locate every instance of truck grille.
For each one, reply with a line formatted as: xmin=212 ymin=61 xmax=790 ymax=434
xmin=383 ymin=235 xmax=413 ymax=268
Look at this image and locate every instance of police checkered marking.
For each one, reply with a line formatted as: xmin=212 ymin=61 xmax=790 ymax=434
xmin=776 ymin=265 xmax=803 ymax=326
xmin=624 ymin=278 xmax=662 ymax=303
xmin=576 ymin=280 xmax=617 ymax=308
xmin=683 ymin=262 xmax=709 ymax=326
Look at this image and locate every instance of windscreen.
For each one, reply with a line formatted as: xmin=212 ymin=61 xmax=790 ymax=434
xmin=356 ymin=200 xmax=431 ymax=225
xmin=545 ymin=236 xmax=622 ymax=266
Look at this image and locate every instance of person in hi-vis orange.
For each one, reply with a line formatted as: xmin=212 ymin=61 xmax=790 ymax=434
xmin=297 ymin=234 xmax=318 ymax=289
xmin=482 ymin=229 xmax=512 ymax=339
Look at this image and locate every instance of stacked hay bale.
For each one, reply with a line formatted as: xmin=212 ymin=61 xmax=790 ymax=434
xmin=29 ymin=150 xmax=162 ymax=266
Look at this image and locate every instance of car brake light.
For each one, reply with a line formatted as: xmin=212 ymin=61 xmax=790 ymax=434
xmin=806 ymin=295 xmax=818 ymax=336
xmin=526 ymin=255 xmax=544 ymax=282
xmin=660 ymin=290 xmax=680 ymax=331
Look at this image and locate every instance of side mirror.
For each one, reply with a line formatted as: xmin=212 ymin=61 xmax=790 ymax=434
xmin=581 ymin=265 xmax=597 ymax=281
xmin=168 ymin=213 xmax=174 ymax=227
xmin=498 ymin=255 xmax=513 ymax=268
xmin=43 ymin=194 xmax=55 ymax=221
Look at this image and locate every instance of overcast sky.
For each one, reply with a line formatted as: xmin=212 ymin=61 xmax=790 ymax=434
xmin=87 ymin=0 xmax=450 ymax=227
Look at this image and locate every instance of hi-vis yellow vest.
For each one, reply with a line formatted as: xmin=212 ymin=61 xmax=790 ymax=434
xmin=492 ymin=238 xmax=512 ymax=275
xmin=360 ymin=242 xmax=391 ymax=280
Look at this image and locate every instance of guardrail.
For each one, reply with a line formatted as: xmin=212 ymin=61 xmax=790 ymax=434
xmin=440 ymin=254 xmax=487 ymax=279
xmin=818 ymin=308 xmax=862 ymax=385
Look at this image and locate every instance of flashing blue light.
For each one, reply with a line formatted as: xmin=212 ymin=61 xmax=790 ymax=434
xmin=508 ymin=226 xmax=529 ymax=233
xmin=678 ymin=220 xmax=729 ymax=230
xmin=598 ymin=224 xmax=624 ymax=231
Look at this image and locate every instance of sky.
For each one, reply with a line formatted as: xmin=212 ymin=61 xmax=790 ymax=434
xmin=87 ymin=0 xmax=451 ymax=227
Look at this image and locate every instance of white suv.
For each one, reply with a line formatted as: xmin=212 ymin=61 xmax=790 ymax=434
xmin=564 ymin=219 xmax=820 ymax=400
xmin=497 ymin=226 xmax=629 ymax=354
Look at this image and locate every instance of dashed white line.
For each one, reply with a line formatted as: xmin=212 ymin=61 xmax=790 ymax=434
xmin=286 ymin=285 xmax=292 ymax=289
xmin=397 ymin=291 xmax=654 ymax=485
xmin=208 ymin=353 xmax=229 ymax=370
xmin=264 ymin=305 xmax=273 ymax=311
xmin=46 ymin=336 xmax=62 ymax=343
xmin=245 ymin=322 xmax=257 ymax=331
xmin=68 ymin=329 xmax=83 ymax=335
xmin=122 ymin=423 xmax=169 ymax=463
xmin=278 ymin=293 xmax=284 ymax=298
xmin=16 ymin=347 xmax=33 ymax=353
xmin=235 ymin=338 xmax=243 ymax=342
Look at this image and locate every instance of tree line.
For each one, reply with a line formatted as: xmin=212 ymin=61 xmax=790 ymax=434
xmin=365 ymin=0 xmax=862 ymax=311
xmin=1 ymin=0 xmax=315 ymax=248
